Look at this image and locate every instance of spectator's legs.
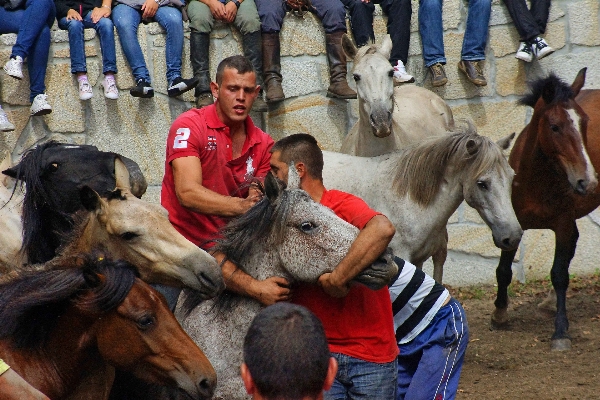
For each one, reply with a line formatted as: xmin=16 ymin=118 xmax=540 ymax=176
xmin=58 ymin=18 xmax=87 ymax=74
xmin=90 ymin=15 xmax=118 ymax=75
xmin=311 ymin=0 xmax=356 ymax=99
xmin=255 ymin=0 xmax=285 ymax=102
xmin=460 ymin=0 xmax=491 ymax=62
xmin=341 ymin=0 xmax=375 ymax=47
xmin=397 ymin=298 xmax=469 ymax=400
xmin=188 ymin=0 xmax=215 ymax=107
xmin=530 ymin=0 xmax=551 ymax=34
xmin=378 ymin=0 xmax=411 ymax=66
xmin=112 ymin=4 xmax=151 ymax=83
xmin=154 ymin=7 xmax=186 ymax=84
xmin=502 ymin=0 xmax=543 ymax=42
xmin=418 ymin=0 xmax=445 ymax=67
xmin=235 ymin=0 xmax=267 ymax=111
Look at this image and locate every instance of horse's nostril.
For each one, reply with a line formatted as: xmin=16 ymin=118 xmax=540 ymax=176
xmin=198 ymin=378 xmax=215 ymax=398
xmin=576 ymin=179 xmax=587 ymax=194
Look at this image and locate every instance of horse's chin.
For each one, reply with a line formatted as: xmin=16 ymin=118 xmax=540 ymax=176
xmin=354 ymin=250 xmax=398 ymax=290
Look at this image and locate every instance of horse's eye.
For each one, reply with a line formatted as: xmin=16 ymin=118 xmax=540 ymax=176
xmin=388 ymin=69 xmax=394 ymax=78
xmin=353 ymin=74 xmax=361 ymax=82
xmin=550 ymin=124 xmax=560 ymax=132
xmin=120 ymin=232 xmax=139 ymax=241
xmin=48 ymin=163 xmax=59 ymax=172
xmin=477 ymin=181 xmax=489 ymax=190
xmin=137 ymin=316 xmax=155 ymax=330
xmin=299 ymin=221 xmax=316 ymax=233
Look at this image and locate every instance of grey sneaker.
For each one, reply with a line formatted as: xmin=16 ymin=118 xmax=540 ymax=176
xmin=0 ymin=108 xmax=15 ymax=132
xmin=4 ymin=55 xmax=23 ymax=80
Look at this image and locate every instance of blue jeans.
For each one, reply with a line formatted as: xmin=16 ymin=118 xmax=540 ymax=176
xmin=0 ymin=0 xmax=55 ymax=101
xmin=112 ymin=4 xmax=184 ymax=84
xmin=396 ymin=298 xmax=469 ymax=400
xmin=58 ymin=13 xmax=118 ymax=75
xmin=419 ymin=0 xmax=491 ymax=67
xmin=325 ymin=353 xmax=397 ymax=400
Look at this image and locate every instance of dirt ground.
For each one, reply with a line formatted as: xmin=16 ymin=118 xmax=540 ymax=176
xmin=450 ymin=274 xmax=600 ymax=400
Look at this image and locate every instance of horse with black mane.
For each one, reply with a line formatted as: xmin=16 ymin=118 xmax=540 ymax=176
xmin=0 ymin=252 xmax=217 ymax=400
xmin=492 ymin=68 xmax=600 ymax=351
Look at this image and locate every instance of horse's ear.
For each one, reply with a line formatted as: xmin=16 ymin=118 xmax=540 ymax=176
xmin=466 ymin=139 xmax=479 ymax=155
xmin=496 ymin=132 xmax=516 ymax=151
xmin=116 ymin=155 xmax=148 ymax=198
xmin=114 ymin=157 xmax=132 ymax=192
xmin=379 ymin=35 xmax=393 ymax=59
xmin=2 ymin=165 xmax=20 ymax=180
xmin=571 ymin=67 xmax=587 ymax=98
xmin=342 ymin=33 xmax=358 ymax=61
xmin=80 ymin=186 xmax=102 ymax=211
xmin=265 ymin=172 xmax=284 ymax=202
xmin=287 ymin=161 xmax=301 ymax=189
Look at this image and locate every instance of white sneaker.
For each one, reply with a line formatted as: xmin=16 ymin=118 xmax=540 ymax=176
xmin=393 ymin=60 xmax=415 ymax=85
xmin=78 ymin=79 xmax=93 ymax=101
xmin=4 ymin=56 xmax=23 ymax=80
xmin=101 ymin=77 xmax=119 ymax=100
xmin=30 ymin=94 xmax=52 ymax=116
xmin=515 ymin=42 xmax=533 ymax=62
xmin=532 ymin=37 xmax=554 ymax=60
xmin=0 ymin=108 xmax=15 ymax=132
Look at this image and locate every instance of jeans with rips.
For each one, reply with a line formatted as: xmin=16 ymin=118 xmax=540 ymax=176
xmin=112 ymin=3 xmax=184 ymax=84
xmin=419 ymin=0 xmax=491 ymax=67
xmin=0 ymin=0 xmax=55 ymax=101
xmin=58 ymin=13 xmax=118 ymax=75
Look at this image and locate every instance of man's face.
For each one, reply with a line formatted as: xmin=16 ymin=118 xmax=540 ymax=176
xmin=270 ymin=150 xmax=289 ymax=183
xmin=212 ymin=67 xmax=259 ymax=124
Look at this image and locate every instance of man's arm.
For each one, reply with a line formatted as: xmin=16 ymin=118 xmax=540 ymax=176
xmin=318 ymin=215 xmax=395 ymax=297
xmin=172 ymin=156 xmax=259 ymax=217
xmin=213 ymin=251 xmax=291 ymax=305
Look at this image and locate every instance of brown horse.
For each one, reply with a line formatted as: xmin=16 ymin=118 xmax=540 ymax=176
xmin=0 ymin=253 xmax=217 ymax=400
xmin=492 ymin=68 xmax=600 ymax=351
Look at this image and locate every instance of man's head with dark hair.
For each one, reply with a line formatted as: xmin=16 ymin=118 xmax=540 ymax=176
xmin=241 ymin=303 xmax=336 ymax=400
xmin=215 ymin=55 xmax=256 ymax=85
xmin=270 ymin=133 xmax=324 ymax=182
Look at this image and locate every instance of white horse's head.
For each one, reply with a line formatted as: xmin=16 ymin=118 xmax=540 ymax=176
xmin=343 ymin=34 xmax=394 ymax=138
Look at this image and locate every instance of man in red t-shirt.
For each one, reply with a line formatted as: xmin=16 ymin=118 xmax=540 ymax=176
xmin=269 ymin=133 xmax=399 ymax=399
xmin=160 ymin=55 xmax=290 ymax=308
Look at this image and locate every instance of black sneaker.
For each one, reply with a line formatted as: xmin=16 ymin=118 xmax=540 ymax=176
xmin=130 ymin=78 xmax=154 ymax=98
xmin=168 ymin=76 xmax=199 ymax=97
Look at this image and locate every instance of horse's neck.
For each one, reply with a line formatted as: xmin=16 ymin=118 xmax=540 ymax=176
xmin=26 ymin=209 xmax=72 ymax=264
xmin=241 ymin=247 xmax=286 ymax=282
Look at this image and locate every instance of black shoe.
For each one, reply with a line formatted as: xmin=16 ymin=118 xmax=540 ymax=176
xmin=130 ymin=78 xmax=154 ymax=98
xmin=168 ymin=76 xmax=199 ymax=97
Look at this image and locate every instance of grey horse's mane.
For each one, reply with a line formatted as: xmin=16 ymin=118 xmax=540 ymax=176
xmin=392 ymin=126 xmax=507 ymax=207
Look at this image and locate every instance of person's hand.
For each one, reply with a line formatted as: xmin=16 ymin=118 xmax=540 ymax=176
xmin=91 ymin=6 xmax=110 ymax=23
xmin=252 ymin=276 xmax=291 ymax=305
xmin=238 ymin=193 xmax=261 ymax=214
xmin=141 ymin=0 xmax=159 ymax=20
xmin=247 ymin=183 xmax=263 ymax=202
xmin=208 ymin=0 xmax=227 ymax=20
xmin=223 ymin=1 xmax=238 ymax=22
xmin=66 ymin=9 xmax=83 ymax=21
xmin=318 ymin=272 xmax=350 ymax=298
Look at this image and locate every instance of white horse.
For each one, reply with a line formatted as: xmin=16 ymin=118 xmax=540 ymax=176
xmin=176 ymin=173 xmax=398 ymax=400
xmin=340 ymin=34 xmax=456 ymax=157
xmin=323 ymin=130 xmax=523 ymax=283
xmin=0 ymin=156 xmax=23 ymax=272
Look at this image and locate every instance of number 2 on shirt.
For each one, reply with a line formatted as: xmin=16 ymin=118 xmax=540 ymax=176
xmin=173 ymin=128 xmax=191 ymax=149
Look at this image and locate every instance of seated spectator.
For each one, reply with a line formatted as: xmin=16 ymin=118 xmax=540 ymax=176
xmin=1 ymin=0 xmax=55 ymax=116
xmin=503 ymin=0 xmax=553 ymax=62
xmin=341 ymin=0 xmax=414 ymax=85
xmin=187 ymin=0 xmax=267 ymax=112
xmin=255 ymin=0 xmax=356 ymax=103
xmin=241 ymin=303 xmax=338 ymax=400
xmin=112 ymin=0 xmax=198 ymax=98
xmin=56 ymin=0 xmax=119 ymax=100
xmin=419 ymin=0 xmax=491 ymax=87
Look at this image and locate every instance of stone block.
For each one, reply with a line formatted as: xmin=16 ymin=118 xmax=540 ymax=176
xmin=495 ymin=56 xmax=528 ymax=97
xmin=142 ymin=184 xmax=162 ymax=205
xmin=51 ymin=30 xmax=69 ymax=43
xmin=489 ymin=4 xmax=511 ymax=26
xmin=280 ymin=57 xmax=329 ymax=99
xmin=0 ymin=50 xmax=31 ymax=106
xmin=489 ymin=25 xmax=521 ymax=58
xmin=280 ymin=13 xmax=325 ymax=56
xmin=0 ymin=107 xmax=32 ymax=155
xmin=568 ymin=0 xmax=600 ymax=46
xmin=408 ymin=32 xmax=422 ymax=57
xmin=451 ymin=100 xmax=528 ymax=143
xmin=534 ymin=50 xmax=600 ymax=90
xmin=548 ymin=3 xmax=566 ymax=22
xmin=264 ymin=95 xmax=350 ymax=151
xmin=0 ymin=34 xmax=17 ymax=46
xmin=45 ymin=63 xmax=86 ymax=133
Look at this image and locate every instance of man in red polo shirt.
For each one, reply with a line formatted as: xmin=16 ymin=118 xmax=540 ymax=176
xmin=161 ymin=55 xmax=290 ymax=308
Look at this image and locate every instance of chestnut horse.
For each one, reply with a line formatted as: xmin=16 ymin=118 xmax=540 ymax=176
xmin=0 ymin=253 xmax=217 ymax=400
xmin=492 ymin=68 xmax=600 ymax=351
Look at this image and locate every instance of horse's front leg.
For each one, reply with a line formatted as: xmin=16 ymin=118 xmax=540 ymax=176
xmin=431 ymin=245 xmax=447 ymax=284
xmin=550 ymin=221 xmax=579 ymax=351
xmin=491 ymin=248 xmax=518 ymax=329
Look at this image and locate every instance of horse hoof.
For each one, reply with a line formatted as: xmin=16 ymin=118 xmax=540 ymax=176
xmin=551 ymin=338 xmax=572 ymax=351
xmin=490 ymin=308 xmax=509 ymax=330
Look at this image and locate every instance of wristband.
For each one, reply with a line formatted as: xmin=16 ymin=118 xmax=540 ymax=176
xmin=232 ymin=0 xmax=241 ymax=8
xmin=101 ymin=4 xmax=111 ymax=8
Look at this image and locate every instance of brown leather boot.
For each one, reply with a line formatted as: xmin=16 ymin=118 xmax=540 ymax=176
xmin=458 ymin=60 xmax=487 ymax=86
xmin=262 ymin=32 xmax=285 ymax=103
xmin=325 ymin=31 xmax=357 ymax=99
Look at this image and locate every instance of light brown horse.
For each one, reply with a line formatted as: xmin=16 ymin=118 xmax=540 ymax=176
xmin=492 ymin=68 xmax=600 ymax=351
xmin=0 ymin=253 xmax=217 ymax=400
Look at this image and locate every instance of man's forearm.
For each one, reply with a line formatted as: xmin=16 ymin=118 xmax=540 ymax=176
xmin=177 ymin=185 xmax=251 ymax=217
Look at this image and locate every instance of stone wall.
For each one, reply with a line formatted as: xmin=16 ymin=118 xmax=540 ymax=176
xmin=2 ymin=0 xmax=600 ymax=286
